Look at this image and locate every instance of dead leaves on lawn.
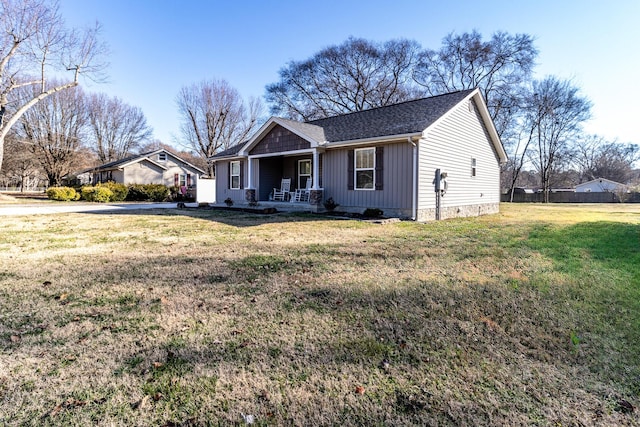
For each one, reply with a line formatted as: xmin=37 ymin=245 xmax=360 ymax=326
xmin=46 ymin=396 xmax=107 ymax=418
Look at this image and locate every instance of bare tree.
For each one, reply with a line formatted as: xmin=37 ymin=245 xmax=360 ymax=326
xmin=574 ymin=135 xmax=639 ymax=183
xmin=17 ymin=83 xmax=88 ymax=185
xmin=87 ymin=93 xmax=152 ymax=163
xmin=527 ymin=77 xmax=591 ymax=202
xmin=266 ymin=37 xmax=425 ymax=121
xmin=503 ymin=90 xmax=539 ymax=200
xmin=414 ymin=31 xmax=537 ymax=141
xmin=176 ymin=79 xmax=262 ymax=176
xmin=0 ymin=0 xmax=107 ymax=173
xmin=0 ymin=133 xmax=45 ymax=190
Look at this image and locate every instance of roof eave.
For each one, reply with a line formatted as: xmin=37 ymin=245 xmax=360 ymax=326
xmin=323 ymin=132 xmax=422 ymax=149
xmin=471 ymin=91 xmax=507 ymax=164
xmin=210 ymin=154 xmax=245 ymax=162
xmin=421 ymin=89 xmax=507 ymax=164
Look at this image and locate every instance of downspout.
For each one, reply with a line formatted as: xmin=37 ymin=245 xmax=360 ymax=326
xmin=408 ymin=137 xmax=418 ymax=221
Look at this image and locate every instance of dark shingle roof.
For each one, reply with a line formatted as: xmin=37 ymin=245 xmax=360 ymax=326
xmin=93 ymin=152 xmax=155 ymax=171
xmin=307 ymin=90 xmax=473 ymax=142
xmin=276 ymin=118 xmax=326 ymax=142
xmin=213 ymin=141 xmax=247 ymax=158
xmin=211 ymin=90 xmax=474 ymax=159
xmin=93 ymin=149 xmax=206 ymax=174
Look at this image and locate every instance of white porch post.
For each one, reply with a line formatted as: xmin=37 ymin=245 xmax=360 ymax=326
xmin=312 ymin=150 xmax=320 ymax=190
xmin=246 ymin=157 xmax=253 ymax=188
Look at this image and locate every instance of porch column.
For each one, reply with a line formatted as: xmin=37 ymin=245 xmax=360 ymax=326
xmin=312 ymin=150 xmax=320 ymax=190
xmin=246 ymin=157 xmax=255 ymax=189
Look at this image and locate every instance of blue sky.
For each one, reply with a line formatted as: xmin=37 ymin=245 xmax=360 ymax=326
xmin=59 ymin=0 xmax=639 ymax=148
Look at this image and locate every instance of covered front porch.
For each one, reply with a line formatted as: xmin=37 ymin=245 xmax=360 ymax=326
xmin=244 ymin=149 xmax=323 ymax=208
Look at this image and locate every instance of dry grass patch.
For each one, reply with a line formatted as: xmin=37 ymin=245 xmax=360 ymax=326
xmin=0 ymin=204 xmax=639 ymax=425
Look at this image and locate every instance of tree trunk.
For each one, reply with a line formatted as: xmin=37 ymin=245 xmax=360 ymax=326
xmin=0 ymin=103 xmax=5 ymax=172
xmin=0 ymin=134 xmax=5 ymax=174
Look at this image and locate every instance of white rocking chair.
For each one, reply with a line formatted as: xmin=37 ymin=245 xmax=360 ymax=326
xmin=291 ymin=178 xmax=312 ymax=203
xmin=273 ymin=178 xmax=291 ymax=201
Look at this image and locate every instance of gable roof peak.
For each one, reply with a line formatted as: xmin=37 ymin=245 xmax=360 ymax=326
xmin=305 ymin=89 xmax=478 ymax=143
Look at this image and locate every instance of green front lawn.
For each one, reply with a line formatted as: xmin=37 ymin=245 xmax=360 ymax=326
xmin=0 ymin=204 xmax=638 ymax=425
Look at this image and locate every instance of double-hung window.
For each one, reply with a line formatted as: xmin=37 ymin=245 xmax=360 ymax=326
xmin=471 ymin=158 xmax=477 ymax=177
xmin=355 ymin=148 xmax=375 ymax=190
xmin=230 ymin=161 xmax=241 ymax=189
xmin=298 ymin=159 xmax=311 ymax=189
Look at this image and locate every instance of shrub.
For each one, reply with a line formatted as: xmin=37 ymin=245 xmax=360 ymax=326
xmin=97 ymin=182 xmax=128 ymax=201
xmin=224 ymin=197 xmax=233 ymax=207
xmin=363 ymin=207 xmax=384 ymax=218
xmin=125 ymin=185 xmax=147 ymax=201
xmin=81 ymin=186 xmax=113 ymax=203
xmin=46 ymin=187 xmax=80 ymax=201
xmin=170 ymin=186 xmax=195 ymax=202
xmin=126 ymin=184 xmax=170 ymax=202
xmin=323 ymin=197 xmax=339 ymax=212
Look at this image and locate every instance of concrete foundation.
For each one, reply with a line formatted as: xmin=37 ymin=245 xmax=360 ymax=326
xmin=416 ymin=202 xmax=499 ymax=222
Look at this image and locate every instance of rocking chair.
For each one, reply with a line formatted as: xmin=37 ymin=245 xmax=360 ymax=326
xmin=272 ymin=178 xmax=291 ymax=201
xmin=291 ymin=178 xmax=312 ymax=203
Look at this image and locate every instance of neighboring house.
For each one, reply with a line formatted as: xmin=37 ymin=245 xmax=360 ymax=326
xmin=91 ymin=149 xmax=205 ymax=198
xmin=211 ymin=89 xmax=507 ymax=221
xmin=575 ymin=177 xmax=627 ymax=193
xmin=63 ymin=168 xmax=94 ymax=186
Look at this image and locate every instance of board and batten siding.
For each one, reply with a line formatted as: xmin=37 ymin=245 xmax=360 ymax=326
xmin=215 ymin=160 xmax=247 ymax=203
xmin=322 ymin=142 xmax=413 ymax=216
xmin=417 ymin=99 xmax=501 ymax=220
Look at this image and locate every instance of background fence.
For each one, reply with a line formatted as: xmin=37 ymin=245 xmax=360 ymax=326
xmin=1 ymin=187 xmax=48 ymax=193
xmin=501 ymin=192 xmax=640 ymax=203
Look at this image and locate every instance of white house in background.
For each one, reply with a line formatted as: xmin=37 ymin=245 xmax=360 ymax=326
xmin=90 ymin=149 xmax=205 ymax=198
xmin=211 ymin=89 xmax=507 ymax=221
xmin=575 ymin=178 xmax=627 ymax=193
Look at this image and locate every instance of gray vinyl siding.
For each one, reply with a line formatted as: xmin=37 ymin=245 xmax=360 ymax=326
xmin=417 ymin=99 xmax=501 ymax=213
xmin=215 ymin=160 xmax=247 ymax=203
xmin=123 ymin=161 xmax=164 ymax=184
xmin=121 ymin=156 xmax=201 ymax=187
xmin=322 ymin=143 xmax=413 ymax=214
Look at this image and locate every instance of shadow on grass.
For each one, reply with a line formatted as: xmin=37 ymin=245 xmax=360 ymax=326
xmin=112 ymin=273 xmax=640 ymax=425
xmin=4 ymin=219 xmax=640 ymax=425
xmin=82 ymin=206 xmax=342 ymax=228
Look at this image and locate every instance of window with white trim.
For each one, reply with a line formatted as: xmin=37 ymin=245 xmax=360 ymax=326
xmin=298 ymin=159 xmax=311 ymax=189
xmin=355 ymin=148 xmax=375 ymax=190
xmin=471 ymin=157 xmax=477 ymax=177
xmin=230 ymin=161 xmax=240 ymax=189
xmin=179 ymin=174 xmax=187 ymax=187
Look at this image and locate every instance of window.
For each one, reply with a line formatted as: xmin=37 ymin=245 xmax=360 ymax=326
xmin=355 ymin=148 xmax=375 ymax=190
xmin=158 ymin=152 xmax=167 ymax=162
xmin=179 ymin=174 xmax=186 ymax=187
xmin=298 ymin=159 xmax=311 ymax=189
xmin=471 ymin=158 xmax=477 ymax=177
xmin=230 ymin=161 xmax=240 ymax=189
